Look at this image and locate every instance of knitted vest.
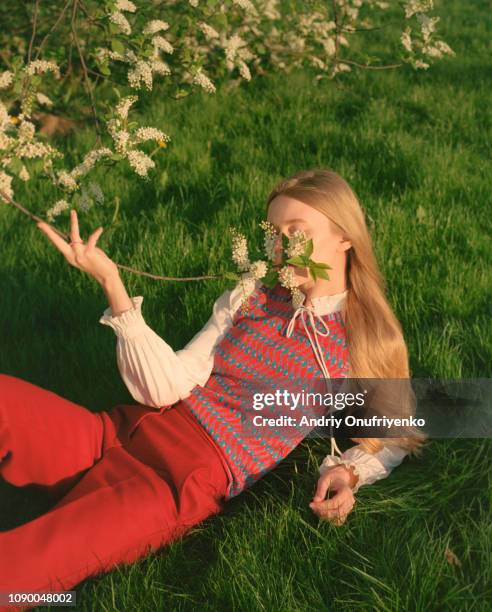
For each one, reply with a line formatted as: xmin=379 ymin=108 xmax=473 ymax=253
xmin=181 ymin=282 xmax=349 ymax=499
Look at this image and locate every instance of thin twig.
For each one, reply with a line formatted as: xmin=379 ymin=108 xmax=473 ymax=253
xmin=0 ymin=189 xmax=223 ymax=282
xmin=70 ymin=0 xmax=103 ymax=145
xmin=27 ymin=0 xmax=40 ymax=64
xmin=34 ymin=0 xmax=73 ymax=61
xmin=337 ymin=58 xmax=403 ymax=70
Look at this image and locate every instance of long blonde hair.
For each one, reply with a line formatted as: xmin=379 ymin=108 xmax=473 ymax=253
xmin=266 ymin=168 xmax=427 ymax=456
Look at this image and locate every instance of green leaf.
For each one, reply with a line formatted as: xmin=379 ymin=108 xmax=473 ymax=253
xmin=262 ymin=268 xmax=279 ymax=288
xmin=8 ymin=158 xmax=23 ymax=175
xmin=310 ymin=261 xmax=332 ymax=269
xmin=285 ymin=256 xmax=308 ymax=267
xmin=303 ymin=238 xmax=314 ymax=258
xmin=223 ymin=271 xmax=240 ymax=281
xmin=99 ymin=63 xmax=111 ymax=76
xmin=111 ymin=39 xmax=125 ymax=55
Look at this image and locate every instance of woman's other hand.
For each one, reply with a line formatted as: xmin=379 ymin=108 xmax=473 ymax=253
xmin=309 ymin=465 xmax=358 ymax=526
xmin=37 ymin=209 xmax=119 ymax=286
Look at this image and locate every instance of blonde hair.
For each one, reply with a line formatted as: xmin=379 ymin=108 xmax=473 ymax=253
xmin=266 ymin=168 xmax=427 ymax=456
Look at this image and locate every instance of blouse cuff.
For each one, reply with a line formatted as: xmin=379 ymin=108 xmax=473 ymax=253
xmin=98 ymin=296 xmax=147 ymax=340
xmin=319 ymin=449 xmax=389 ymax=494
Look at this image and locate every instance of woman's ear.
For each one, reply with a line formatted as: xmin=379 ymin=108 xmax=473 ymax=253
xmin=339 ymin=238 xmax=352 ymax=252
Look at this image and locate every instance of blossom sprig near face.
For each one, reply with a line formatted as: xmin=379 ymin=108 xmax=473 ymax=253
xmin=228 ymin=221 xmax=333 ymax=312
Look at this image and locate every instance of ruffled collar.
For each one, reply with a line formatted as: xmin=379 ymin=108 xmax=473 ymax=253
xmin=293 ymin=288 xmax=349 ymax=316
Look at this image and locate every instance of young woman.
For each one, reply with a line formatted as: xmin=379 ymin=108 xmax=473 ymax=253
xmin=0 ymin=168 xmax=424 ymax=595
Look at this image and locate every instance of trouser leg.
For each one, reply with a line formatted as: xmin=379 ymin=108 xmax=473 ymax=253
xmin=0 ymin=374 xmax=106 ymax=487
xmin=0 ymin=444 xmax=228 ymax=596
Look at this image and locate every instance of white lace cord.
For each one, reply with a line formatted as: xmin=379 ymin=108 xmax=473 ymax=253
xmin=285 ymin=305 xmax=343 ymax=458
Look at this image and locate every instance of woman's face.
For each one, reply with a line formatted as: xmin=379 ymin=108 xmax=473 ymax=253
xmin=266 ymin=194 xmax=351 ymax=291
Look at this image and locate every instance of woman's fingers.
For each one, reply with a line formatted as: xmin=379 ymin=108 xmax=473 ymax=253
xmin=37 ymin=221 xmax=73 ymax=259
xmin=70 ymin=209 xmax=82 ymax=243
xmin=86 ymin=227 xmax=104 ymax=250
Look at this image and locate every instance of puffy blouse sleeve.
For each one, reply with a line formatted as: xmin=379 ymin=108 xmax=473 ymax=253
xmin=98 ymin=280 xmax=257 ymax=408
xmin=319 ymin=443 xmax=409 ymax=494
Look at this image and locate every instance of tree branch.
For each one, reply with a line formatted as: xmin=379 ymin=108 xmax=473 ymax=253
xmin=0 ymin=189 xmax=223 ymax=282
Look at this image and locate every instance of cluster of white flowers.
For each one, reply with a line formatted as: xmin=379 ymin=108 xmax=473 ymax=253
xmin=233 ymin=0 xmax=257 ymax=14
xmin=126 ymin=149 xmax=155 ymax=177
xmin=286 ymin=229 xmax=307 ymax=257
xmin=115 ymin=0 xmax=137 ymax=12
xmin=46 ymin=199 xmax=70 ymax=222
xmin=192 ymin=69 xmax=216 ymax=94
xmin=18 ymin=120 xmax=36 ymax=142
xmin=0 ymin=71 xmax=14 ymax=90
xmin=404 ymin=0 xmax=434 ymax=20
xmin=230 ymin=227 xmax=251 ymax=271
xmin=151 ymin=59 xmax=172 ymax=76
xmin=152 ymin=36 xmax=174 ymax=55
xmin=24 ymin=60 xmax=61 ymax=78
xmin=189 ymin=0 xmax=199 ymax=7
xmin=36 ymin=92 xmax=53 ymax=107
xmin=133 ymin=127 xmax=171 ymax=144
xmin=260 ymin=220 xmax=280 ymax=260
xmin=71 ymin=148 xmax=113 ymax=179
xmin=110 ymin=12 xmax=132 ymax=35
xmin=0 ymin=170 xmax=13 ymax=203
xmin=115 ymin=95 xmax=138 ymax=120
xmin=249 ymin=259 xmax=268 ymax=280
xmin=198 ymin=22 xmax=220 ymax=40
xmin=143 ymin=20 xmax=170 ymax=35
xmin=128 ymin=60 xmax=154 ymax=90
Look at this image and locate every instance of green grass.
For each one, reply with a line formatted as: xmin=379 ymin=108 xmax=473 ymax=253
xmin=1 ymin=0 xmax=491 ymax=609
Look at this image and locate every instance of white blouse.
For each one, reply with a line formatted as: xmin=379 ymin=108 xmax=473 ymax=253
xmin=99 ymin=280 xmax=409 ymax=494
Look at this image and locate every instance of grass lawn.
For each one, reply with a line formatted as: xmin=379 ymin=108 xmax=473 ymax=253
xmin=0 ymin=0 xmax=490 ymax=609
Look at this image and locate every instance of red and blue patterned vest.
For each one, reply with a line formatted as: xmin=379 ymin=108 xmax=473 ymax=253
xmin=182 ymin=282 xmax=349 ymax=499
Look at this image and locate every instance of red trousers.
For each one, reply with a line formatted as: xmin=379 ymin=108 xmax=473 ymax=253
xmin=0 ymin=374 xmax=231 ymax=602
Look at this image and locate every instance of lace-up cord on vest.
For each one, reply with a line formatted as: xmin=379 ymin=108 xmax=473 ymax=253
xmin=286 ymin=304 xmax=344 ymax=458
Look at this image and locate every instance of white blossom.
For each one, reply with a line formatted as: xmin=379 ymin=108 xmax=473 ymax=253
xmin=133 ymin=127 xmax=171 ymax=144
xmin=113 ymin=130 xmax=131 ymax=153
xmin=198 ymin=22 xmax=220 ymax=40
xmin=413 ymin=59 xmax=430 ymax=69
xmin=46 ymin=199 xmax=70 ymax=222
xmin=260 ymin=220 xmax=280 ymax=261
xmin=233 ymin=0 xmax=257 ymax=14
xmin=143 ymin=20 xmax=170 ymax=35
xmin=401 ymin=28 xmax=413 ymax=52
xmin=36 ymin=92 xmax=53 ymax=107
xmin=238 ymin=60 xmax=251 ymax=81
xmin=0 ymin=71 xmax=14 ymax=90
xmin=126 ymin=149 xmax=155 ymax=177
xmin=192 ymin=69 xmax=216 ymax=94
xmin=286 ymin=230 xmax=307 ymax=257
xmin=16 ymin=141 xmax=55 ymax=159
xmin=291 ymin=287 xmax=304 ymax=308
xmin=18 ymin=120 xmax=36 ymax=142
xmin=115 ymin=0 xmax=137 ymax=12
xmin=278 ymin=265 xmax=298 ymax=289
xmin=189 ymin=0 xmax=199 ymax=7
xmin=115 ymin=95 xmax=138 ymax=120
xmin=25 ymin=60 xmax=60 ymax=78
xmin=249 ymin=260 xmax=268 ymax=280
xmin=70 ymin=148 xmax=113 ymax=178
xmin=404 ymin=0 xmax=434 ymax=20
xmin=151 ymin=59 xmax=172 ymax=76
xmin=56 ymin=170 xmax=78 ymax=191
xmin=152 ymin=36 xmax=174 ymax=54
xmin=109 ymin=12 xmax=132 ymax=35
xmin=128 ymin=60 xmax=153 ymax=90
xmin=230 ymin=228 xmax=250 ymax=271
xmin=0 ymin=170 xmax=13 ymax=203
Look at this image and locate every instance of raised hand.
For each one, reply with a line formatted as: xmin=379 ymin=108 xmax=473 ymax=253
xmin=37 ymin=209 xmax=119 ymax=286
